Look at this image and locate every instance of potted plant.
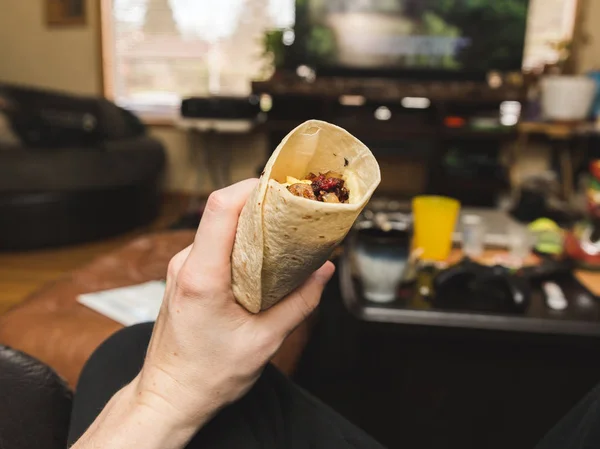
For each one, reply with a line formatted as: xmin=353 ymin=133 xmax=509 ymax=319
xmin=540 ymin=39 xmax=597 ymax=122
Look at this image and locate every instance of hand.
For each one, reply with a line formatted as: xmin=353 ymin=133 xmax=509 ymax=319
xmin=134 ymin=179 xmax=335 ymax=433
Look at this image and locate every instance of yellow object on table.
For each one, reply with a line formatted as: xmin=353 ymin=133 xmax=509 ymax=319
xmin=412 ymin=196 xmax=460 ymax=262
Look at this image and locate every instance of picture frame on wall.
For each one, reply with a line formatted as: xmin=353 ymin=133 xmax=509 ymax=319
xmin=46 ymin=0 xmax=87 ymax=27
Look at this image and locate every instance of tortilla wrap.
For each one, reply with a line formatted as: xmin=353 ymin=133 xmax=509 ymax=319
xmin=231 ymin=120 xmax=381 ymax=313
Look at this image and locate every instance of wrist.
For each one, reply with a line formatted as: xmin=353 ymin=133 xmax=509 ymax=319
xmin=71 ymin=378 xmax=201 ymax=449
xmin=134 ymin=366 xmax=220 ymax=432
xmin=128 ymin=375 xmax=203 ymax=438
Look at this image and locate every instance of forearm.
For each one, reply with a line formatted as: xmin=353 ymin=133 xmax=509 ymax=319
xmin=71 ymin=377 xmax=200 ymax=449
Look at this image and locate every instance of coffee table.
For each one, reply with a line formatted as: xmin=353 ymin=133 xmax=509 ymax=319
xmin=341 ymin=248 xmax=600 ymax=336
xmin=0 ymin=231 xmax=311 ymax=387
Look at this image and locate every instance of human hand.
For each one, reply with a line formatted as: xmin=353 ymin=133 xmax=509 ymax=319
xmin=134 ymin=179 xmax=335 ymax=433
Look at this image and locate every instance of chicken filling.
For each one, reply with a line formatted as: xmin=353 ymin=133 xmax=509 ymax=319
xmin=285 ymin=172 xmax=349 ymax=204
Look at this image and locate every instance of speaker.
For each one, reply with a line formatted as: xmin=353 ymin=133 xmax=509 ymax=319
xmin=181 ymin=96 xmax=262 ymax=120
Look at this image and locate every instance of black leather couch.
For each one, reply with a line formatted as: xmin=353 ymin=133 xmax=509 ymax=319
xmin=0 ymin=83 xmax=166 ymax=251
xmin=0 ymin=346 xmax=72 ymax=449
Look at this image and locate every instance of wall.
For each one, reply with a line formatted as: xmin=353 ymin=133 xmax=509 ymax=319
xmin=150 ymin=127 xmax=266 ymax=193
xmin=0 ymin=0 xmax=101 ymax=95
xmin=578 ymin=0 xmax=600 ymax=73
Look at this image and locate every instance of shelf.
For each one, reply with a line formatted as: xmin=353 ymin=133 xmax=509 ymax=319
xmin=263 ymin=119 xmax=438 ymax=140
xmin=435 ymin=172 xmax=508 ymax=188
xmin=442 ymin=128 xmax=518 ymax=140
xmin=253 ymin=78 xmax=526 ymax=104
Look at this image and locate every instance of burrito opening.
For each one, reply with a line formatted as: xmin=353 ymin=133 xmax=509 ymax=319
xmin=283 ymin=171 xmax=350 ymax=204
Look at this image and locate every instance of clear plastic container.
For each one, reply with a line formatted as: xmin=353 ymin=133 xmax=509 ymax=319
xmin=462 ymin=214 xmax=485 ymax=258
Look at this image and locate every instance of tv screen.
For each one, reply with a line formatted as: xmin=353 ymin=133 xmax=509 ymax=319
xmin=291 ymin=0 xmax=530 ymax=74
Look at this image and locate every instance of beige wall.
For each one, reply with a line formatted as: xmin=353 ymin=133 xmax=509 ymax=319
xmin=147 ymin=126 xmax=265 ymax=195
xmin=0 ymin=0 xmax=101 ymax=95
xmin=578 ymin=0 xmax=600 ymax=73
xmin=150 ymin=127 xmax=266 ymax=194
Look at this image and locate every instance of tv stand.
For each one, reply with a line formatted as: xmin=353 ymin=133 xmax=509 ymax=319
xmin=253 ymin=74 xmax=524 ymax=102
xmin=253 ymin=76 xmax=526 ymax=207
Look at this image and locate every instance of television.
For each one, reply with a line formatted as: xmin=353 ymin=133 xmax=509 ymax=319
xmin=277 ymin=0 xmax=530 ymax=78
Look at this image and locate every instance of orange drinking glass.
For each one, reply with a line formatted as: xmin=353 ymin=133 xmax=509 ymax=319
xmin=412 ymin=196 xmax=460 ymax=261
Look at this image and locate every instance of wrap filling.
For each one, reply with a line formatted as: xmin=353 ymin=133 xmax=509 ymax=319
xmin=284 ymin=171 xmax=350 ymax=204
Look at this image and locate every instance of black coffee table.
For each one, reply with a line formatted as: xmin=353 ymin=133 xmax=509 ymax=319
xmin=340 ymin=254 xmax=600 ymax=336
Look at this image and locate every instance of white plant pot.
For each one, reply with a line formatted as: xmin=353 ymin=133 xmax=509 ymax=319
xmin=541 ymin=75 xmax=597 ymax=122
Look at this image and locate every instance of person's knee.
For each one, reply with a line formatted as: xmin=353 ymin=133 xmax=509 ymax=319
xmin=69 ymin=323 xmax=156 ymax=445
xmin=98 ymin=322 xmax=154 ymax=358
xmin=77 ymin=322 xmax=154 ymax=389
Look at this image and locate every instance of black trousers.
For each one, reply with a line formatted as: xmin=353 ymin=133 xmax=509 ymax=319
xmin=68 ymin=323 xmax=600 ymax=449
xmin=68 ymin=323 xmax=384 ymax=448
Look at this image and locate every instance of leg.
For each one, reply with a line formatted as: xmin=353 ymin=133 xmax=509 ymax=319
xmin=68 ymin=323 xmax=385 ymax=449
xmin=536 ymin=382 xmax=600 ymax=449
xmin=510 ymin=131 xmax=528 ymax=187
xmin=559 ymin=142 xmax=574 ymax=200
xmin=68 ymin=323 xmax=152 ymax=445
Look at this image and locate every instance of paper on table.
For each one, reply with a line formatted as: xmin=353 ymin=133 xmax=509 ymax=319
xmin=77 ymin=281 xmax=166 ymax=326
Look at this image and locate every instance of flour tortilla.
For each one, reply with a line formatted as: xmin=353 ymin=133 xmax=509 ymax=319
xmin=231 ymin=120 xmax=381 ymax=313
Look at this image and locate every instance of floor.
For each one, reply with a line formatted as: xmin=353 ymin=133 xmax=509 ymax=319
xmin=0 ymin=194 xmax=192 ymax=315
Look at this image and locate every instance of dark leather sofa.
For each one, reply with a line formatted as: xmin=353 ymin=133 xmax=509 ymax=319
xmin=0 ymin=346 xmax=72 ymax=449
xmin=0 ymin=83 xmax=166 ymax=251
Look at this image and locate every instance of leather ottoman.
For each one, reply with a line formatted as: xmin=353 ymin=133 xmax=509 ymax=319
xmin=0 ymin=231 xmax=311 ymax=388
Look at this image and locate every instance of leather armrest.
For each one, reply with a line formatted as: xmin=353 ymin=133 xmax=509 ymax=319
xmin=0 ymin=346 xmax=73 ymax=449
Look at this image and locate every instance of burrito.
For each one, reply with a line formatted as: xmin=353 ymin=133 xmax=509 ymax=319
xmin=231 ymin=120 xmax=381 ymax=313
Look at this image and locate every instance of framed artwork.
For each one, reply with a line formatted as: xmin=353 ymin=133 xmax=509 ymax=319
xmin=46 ymin=0 xmax=87 ymax=26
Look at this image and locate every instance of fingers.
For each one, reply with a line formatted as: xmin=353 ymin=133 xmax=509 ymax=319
xmin=187 ymin=179 xmax=258 ymax=275
xmin=257 ymin=262 xmax=335 ymax=338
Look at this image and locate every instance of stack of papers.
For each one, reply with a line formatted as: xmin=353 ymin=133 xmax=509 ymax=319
xmin=77 ymin=281 xmax=166 ymax=326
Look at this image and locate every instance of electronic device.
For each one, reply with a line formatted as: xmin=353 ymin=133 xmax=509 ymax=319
xmin=433 ymin=259 xmax=531 ymax=314
xmin=180 ymin=96 xmax=263 ymax=133
xmin=180 ymin=96 xmax=262 ymax=120
xmin=543 ymin=282 xmax=568 ymax=311
xmin=278 ymin=0 xmax=530 ymax=78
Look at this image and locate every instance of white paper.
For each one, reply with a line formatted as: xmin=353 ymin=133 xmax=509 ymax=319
xmin=77 ymin=281 xmax=166 ymax=326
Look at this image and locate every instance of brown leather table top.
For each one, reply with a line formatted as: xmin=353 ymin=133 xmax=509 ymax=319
xmin=0 ymin=230 xmax=310 ymax=388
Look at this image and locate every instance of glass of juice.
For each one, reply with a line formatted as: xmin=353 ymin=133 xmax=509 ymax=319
xmin=412 ymin=196 xmax=460 ymax=262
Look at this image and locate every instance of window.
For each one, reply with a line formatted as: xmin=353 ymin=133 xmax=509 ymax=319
xmin=522 ymin=0 xmax=578 ymax=71
xmin=101 ymin=0 xmax=294 ymax=118
xmin=101 ymin=0 xmax=577 ymax=120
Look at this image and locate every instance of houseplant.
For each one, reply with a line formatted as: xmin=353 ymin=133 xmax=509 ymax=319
xmin=540 ymin=39 xmax=597 ymax=122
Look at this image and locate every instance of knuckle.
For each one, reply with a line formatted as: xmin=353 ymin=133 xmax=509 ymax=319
xmin=166 ymin=245 xmax=193 ymax=281
xmin=205 ymin=190 xmax=230 ymax=214
xmin=254 ymin=327 xmax=280 ymax=357
xmin=234 ymin=325 xmax=278 ymax=362
xmin=174 ymin=266 xmax=201 ymax=298
xmin=166 ymin=251 xmax=186 ymax=279
xmin=167 ymin=259 xmax=178 ymax=280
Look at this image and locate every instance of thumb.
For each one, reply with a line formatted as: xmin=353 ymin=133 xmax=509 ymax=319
xmin=257 ymin=261 xmax=335 ymax=338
